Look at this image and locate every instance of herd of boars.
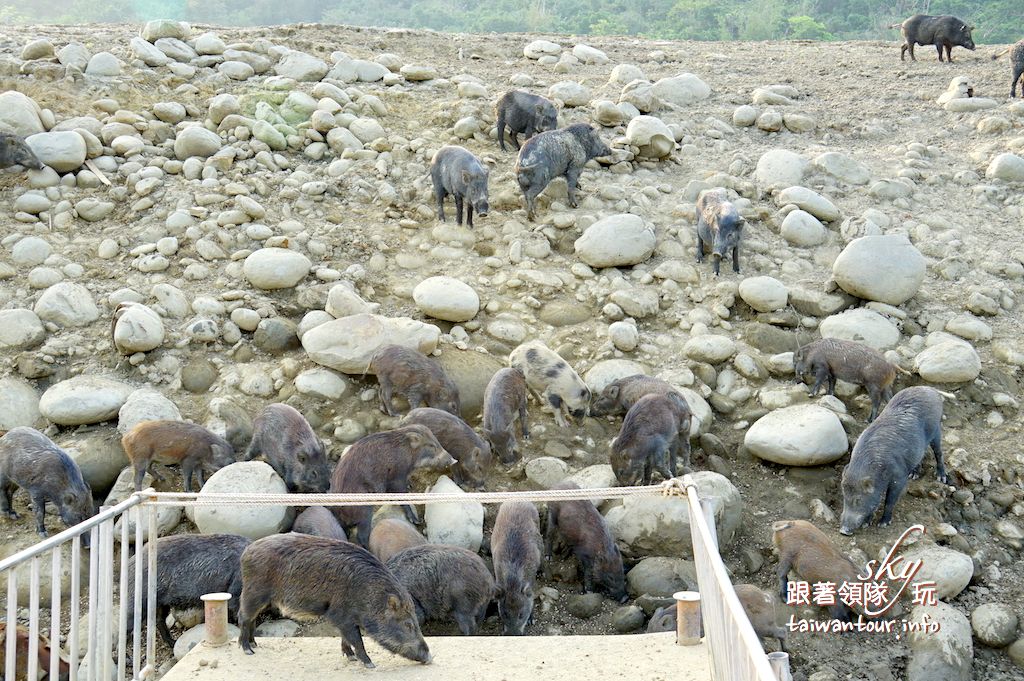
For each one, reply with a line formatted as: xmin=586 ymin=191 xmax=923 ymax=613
xmin=2 ymin=9 xmax=1013 ymax=671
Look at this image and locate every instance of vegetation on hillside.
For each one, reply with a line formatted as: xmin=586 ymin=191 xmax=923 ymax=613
xmin=4 ymin=0 xmax=1022 ymax=43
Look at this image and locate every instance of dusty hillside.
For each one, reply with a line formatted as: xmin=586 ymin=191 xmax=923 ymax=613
xmin=1 ymin=21 xmax=1023 ymax=681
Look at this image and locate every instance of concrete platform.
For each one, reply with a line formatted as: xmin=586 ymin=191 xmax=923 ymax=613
xmin=163 ymin=632 xmax=710 ymax=680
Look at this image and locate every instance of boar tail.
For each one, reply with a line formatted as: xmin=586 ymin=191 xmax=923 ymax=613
xmin=892 ymin=363 xmax=913 ymax=376
xmin=992 ymin=47 xmax=1011 ymax=60
xmin=888 ymin=22 xmax=902 ymax=29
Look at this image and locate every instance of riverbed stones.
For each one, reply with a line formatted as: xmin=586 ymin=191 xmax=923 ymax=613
xmin=744 ymin=404 xmax=848 ymax=466
xmin=242 ymin=248 xmax=312 ymax=290
xmin=39 ymin=376 xmax=135 ymax=426
xmin=832 ymin=235 xmax=926 ymax=305
xmin=575 ymin=214 xmax=656 ymax=268
xmin=302 ymin=314 xmax=441 ymax=374
xmin=193 ymin=462 xmax=292 ymax=539
xmin=413 ymin=276 xmax=480 ymax=322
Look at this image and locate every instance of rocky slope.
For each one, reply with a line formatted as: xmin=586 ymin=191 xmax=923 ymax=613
xmin=1 ymin=20 xmax=1023 ymax=681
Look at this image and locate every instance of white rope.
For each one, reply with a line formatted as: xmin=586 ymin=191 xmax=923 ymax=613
xmin=135 ymin=479 xmax=689 ymax=507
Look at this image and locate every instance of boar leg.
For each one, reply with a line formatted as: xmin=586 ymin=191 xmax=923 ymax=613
xmin=132 ymin=461 xmax=148 ymax=492
xmin=146 ymin=461 xmax=167 ymax=484
xmin=542 ymin=510 xmax=558 ymax=565
xmin=155 ymin=605 xmax=176 ymax=648
xmin=378 ymin=381 xmax=397 ymax=416
xmin=731 ymin=245 xmax=740 ymax=273
xmin=776 ymin=554 xmax=795 ymax=600
xmin=519 ymin=400 xmax=530 ymax=440
xmin=877 ymin=478 xmax=908 ymax=527
xmin=355 ymin=515 xmax=373 ymax=548
xmin=565 ymin=167 xmax=582 ymax=208
xmin=406 ymin=389 xmax=426 ymax=410
xmin=181 ymin=462 xmax=197 ymax=493
xmin=695 ymin=230 xmax=707 ymax=263
xmin=0 ymin=476 xmax=18 ymax=519
xmin=467 ymin=203 xmax=475 ymax=228
xmin=907 ymin=42 xmax=916 ymax=61
xmin=454 ymin=195 xmax=465 ymax=226
xmin=238 ymin=586 xmax=271 ymax=654
xmin=546 ymin=393 xmax=569 ymax=429
xmin=401 ymin=504 xmax=420 ymax=525
xmin=336 ymin=620 xmax=374 ymax=668
xmin=30 ymin=492 xmax=48 ymax=537
xmin=931 ymin=434 xmax=948 ymax=484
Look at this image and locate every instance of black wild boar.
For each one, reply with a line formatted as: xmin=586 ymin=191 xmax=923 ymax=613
xmin=125 ymin=534 xmax=251 ymax=648
xmin=369 ymin=345 xmax=461 ymax=417
xmin=515 ymin=123 xmax=611 ymax=221
xmin=238 ymin=534 xmax=431 ymax=668
xmin=590 ymin=375 xmax=681 ymax=418
xmin=772 ymin=519 xmax=861 ymax=622
xmin=0 ymin=622 xmax=70 ymax=681
xmin=495 ymin=90 xmax=558 ymax=151
xmin=0 ymin=132 xmax=44 ymax=171
xmin=401 ymin=407 xmax=492 ymax=490
xmin=492 ymin=500 xmax=542 ymax=635
xmin=386 ymin=544 xmax=496 ymax=636
xmin=244 ymin=404 xmax=329 ymax=493
xmin=893 ymin=14 xmax=975 ymax=62
xmin=793 ymin=338 xmax=908 ymax=422
xmin=992 ymin=40 xmax=1024 ymax=97
xmin=0 ymin=427 xmax=94 ymax=539
xmin=481 ymin=368 xmax=529 ymax=464
xmin=734 ymin=584 xmax=787 ymax=652
xmin=430 ymin=145 xmax=490 ymax=228
xmin=840 ymin=386 xmax=949 ymax=535
xmin=695 ymin=188 xmax=745 ymax=276
xmin=369 ymin=517 xmax=427 ymax=564
xmin=545 ymin=481 xmax=627 ymax=602
xmin=610 ymin=392 xmax=692 ymax=486
xmin=647 ymin=605 xmax=676 ymax=633
xmin=293 ymin=506 xmax=349 ymax=542
xmin=121 ymin=420 xmax=236 ymax=493
xmin=330 ymin=425 xmax=455 ymax=547
xmin=508 ymin=340 xmax=590 ymax=429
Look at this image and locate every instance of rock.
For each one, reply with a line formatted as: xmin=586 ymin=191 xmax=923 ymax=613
xmin=985 ymin=153 xmax=1024 ymax=183
xmin=76 ymin=198 xmax=115 ymax=221
xmin=733 ymin=105 xmax=757 ymax=127
xmin=413 ymin=276 xmax=480 ymax=322
xmin=944 ymin=97 xmax=998 ymax=112
xmin=619 ymin=80 xmax=660 ymax=113
xmin=572 ymin=44 xmax=608 ymax=64
xmin=219 ymin=61 xmax=254 ymax=80
xmin=113 ymin=303 xmax=165 ymax=354
xmin=608 ymin=288 xmax=659 ymax=319
xmin=611 ymin=605 xmax=645 ymax=633
xmin=34 ymin=282 xmax=99 ymax=327
xmin=181 ymin=359 xmax=219 ymax=393
xmin=435 ymin=347 xmax=504 ymax=420
xmin=819 ymin=308 xmax=900 ymax=351
xmin=349 ymin=118 xmax=386 ymax=143
xmin=154 ymin=37 xmax=197 ymax=63
xmin=1009 ymin=639 xmax=1024 ymax=668
xmin=424 ymin=475 xmax=483 ymax=552
xmin=914 ymin=341 xmax=981 ymax=383
xmin=0 ymin=377 xmax=40 ymax=430
xmin=326 ymin=127 xmax=363 ymax=153
xmin=39 ymin=376 xmax=135 ymax=426
xmin=525 ymin=457 xmax=569 ymax=488
xmin=85 ymin=52 xmax=121 ymax=77
xmin=605 ymin=471 xmax=741 ymax=557
xmin=302 ymin=314 xmax=441 ymax=374
xmin=777 ymin=186 xmax=840 ymax=222
xmin=744 ymin=405 xmax=848 ymax=466
xmin=738 ymin=276 xmax=788 ymax=312
xmin=592 ymin=100 xmax=625 ymax=127
xmin=907 ymin=602 xmax=972 ymax=681
xmin=0 ymin=308 xmax=45 ymax=350
xmin=325 ymin=284 xmax=378 ymax=318
xmin=242 ymin=248 xmax=312 ymax=290
xmin=117 ymin=388 xmax=182 ymax=435
xmin=970 ymin=603 xmax=1018 ymax=647
xmin=625 ymin=115 xmax=674 ymax=158
xmin=130 ymin=36 xmax=171 ymax=66
xmin=25 ymin=131 xmax=87 ymax=172
xmin=756 ymin=110 xmax=783 ymax=132
xmin=549 ymin=81 xmax=591 ymax=108
xmin=0 ymin=91 xmax=44 ymax=136
xmin=755 ymin=149 xmax=808 ymax=191
xmin=780 ymin=210 xmax=827 ymax=247
xmin=832 ymin=235 xmax=926 ymax=305
xmin=524 ymin=40 xmax=561 ymax=59
xmin=106 ymin=467 xmax=182 ymax=541
xmin=400 ymin=64 xmax=438 ymax=81
xmin=945 ymin=315 xmax=992 ymax=342
xmin=626 ymin=557 xmax=697 ymax=597
xmin=255 ymin=619 xmax=301 ymax=637
xmin=355 ymin=60 xmax=389 ymax=81
xmin=173 ymin=623 xmax=240 ymax=660
xmin=21 ymin=39 xmax=54 ymax=60
xmin=294 ymin=368 xmax=347 ymax=400
xmin=253 ymin=318 xmax=299 ymax=354
xmin=195 ymin=32 xmax=226 ymax=55
xmin=566 ymin=593 xmax=604 ymax=619
xmin=574 ymin=214 xmax=656 ymax=268
xmin=194 ymin=462 xmax=292 ymax=539
xmin=813 ymin=152 xmax=870 ymax=185
xmin=783 ymin=113 xmax=816 ymax=133
xmin=683 ymin=335 xmax=736 ymax=364
xmin=64 ymin=430 xmax=128 ymax=493
xmin=903 ymin=545 xmax=973 ymax=600
xmin=608 ymin=321 xmax=639 ymax=352
xmin=609 ymin=64 xmax=644 ymax=85
xmin=141 ymin=19 xmax=190 ymax=42
xmin=274 ymin=50 xmax=328 ymax=81
xmin=173 ymin=126 xmax=222 ymax=160
xmin=651 ymin=74 xmax=711 ymax=107
xmin=583 ymin=359 xmax=648 ymax=395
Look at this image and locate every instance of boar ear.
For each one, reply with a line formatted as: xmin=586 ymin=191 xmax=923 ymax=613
xmin=460 ymin=169 xmax=471 ymax=184
xmin=406 ymin=430 xmax=425 ymax=449
xmin=521 ymin=583 xmax=532 ymax=596
xmin=606 ymin=385 xmax=620 ymax=400
xmin=387 ymin=594 xmax=403 ymax=612
xmin=860 ymin=477 xmax=873 ymax=492
xmin=494 ymin=585 xmax=505 ymax=599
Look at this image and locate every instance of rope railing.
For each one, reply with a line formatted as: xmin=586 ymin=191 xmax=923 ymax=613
xmin=141 ymin=478 xmax=689 ymax=507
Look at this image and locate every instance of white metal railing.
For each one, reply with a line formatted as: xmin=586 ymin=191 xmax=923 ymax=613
xmin=0 ymin=479 xmax=790 ymax=681
xmin=680 ymin=474 xmax=782 ymax=681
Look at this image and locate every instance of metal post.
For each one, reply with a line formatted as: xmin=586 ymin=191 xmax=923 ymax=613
xmin=69 ymin=535 xmax=81 ymax=680
xmin=768 ymin=651 xmax=793 ymax=681
xmin=673 ymin=591 xmax=701 ymax=646
xmin=133 ymin=506 xmax=144 ymax=680
xmin=28 ymin=556 xmax=40 ymax=681
xmin=700 ymin=497 xmax=718 ymax=551
xmin=100 ymin=513 xmax=115 ymax=681
xmin=118 ymin=515 xmax=130 ymax=681
xmin=5 ymin=570 xmax=17 ymax=681
xmin=50 ymin=545 xmax=62 ymax=681
xmin=201 ymin=593 xmax=234 ymax=646
xmin=87 ymin=525 xmax=99 ymax=681
xmin=145 ymin=503 xmax=158 ymax=676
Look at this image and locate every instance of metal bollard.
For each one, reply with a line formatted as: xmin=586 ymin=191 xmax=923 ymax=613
xmin=767 ymin=651 xmax=793 ymax=681
xmin=200 ymin=593 xmax=233 ymax=646
xmin=673 ymin=591 xmax=701 ymax=646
